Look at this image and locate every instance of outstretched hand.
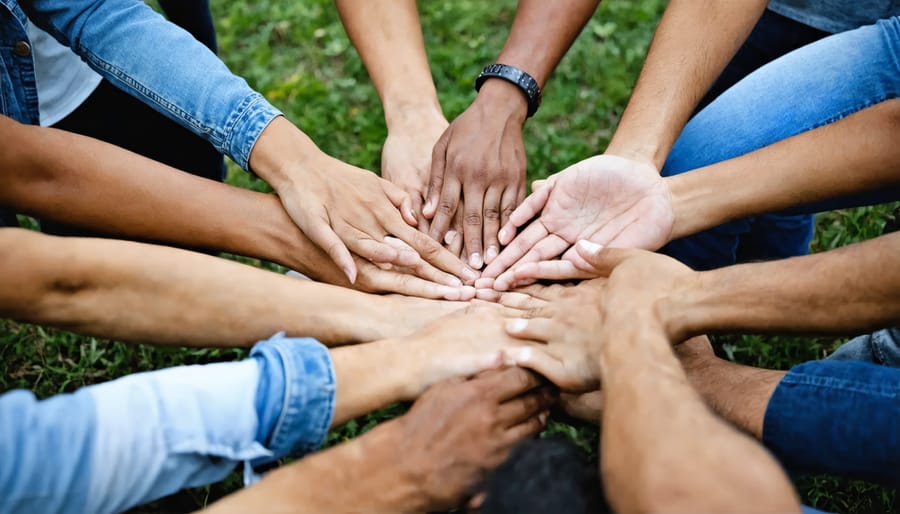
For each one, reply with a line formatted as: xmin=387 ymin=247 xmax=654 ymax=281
xmin=479 ymin=154 xmax=674 ymax=290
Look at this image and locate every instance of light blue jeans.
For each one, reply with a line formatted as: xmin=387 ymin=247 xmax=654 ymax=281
xmin=0 ymin=334 xmax=335 ymax=514
xmin=661 ymin=16 xmax=900 ymax=271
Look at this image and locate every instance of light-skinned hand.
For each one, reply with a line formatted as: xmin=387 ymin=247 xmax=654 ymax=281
xmin=480 ymin=154 xmax=674 ymax=290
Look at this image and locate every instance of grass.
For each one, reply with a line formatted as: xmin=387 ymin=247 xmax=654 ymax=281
xmin=2 ymin=0 xmax=898 ymax=512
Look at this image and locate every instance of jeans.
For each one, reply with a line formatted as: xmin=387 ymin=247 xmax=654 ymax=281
xmin=827 ymin=328 xmax=900 ymax=367
xmin=3 ymin=0 xmax=280 ymax=170
xmin=763 ymin=360 xmax=900 ymax=486
xmin=0 ymin=334 xmax=335 ymax=514
xmin=660 ymin=16 xmax=900 ymax=270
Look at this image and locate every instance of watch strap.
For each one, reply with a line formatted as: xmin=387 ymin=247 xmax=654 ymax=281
xmin=475 ymin=63 xmax=542 ymax=117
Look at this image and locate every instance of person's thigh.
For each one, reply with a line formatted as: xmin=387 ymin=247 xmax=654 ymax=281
xmin=827 ymin=328 xmax=900 ymax=367
xmin=661 ymin=18 xmax=900 ymax=270
xmin=763 ymin=360 xmax=900 ymax=485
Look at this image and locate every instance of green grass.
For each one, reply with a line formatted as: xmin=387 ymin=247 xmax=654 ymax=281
xmin=2 ymin=0 xmax=898 ymax=512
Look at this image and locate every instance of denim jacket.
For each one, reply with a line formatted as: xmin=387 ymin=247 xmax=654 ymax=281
xmin=0 ymin=0 xmax=280 ymax=169
xmin=0 ymin=334 xmax=335 ymax=514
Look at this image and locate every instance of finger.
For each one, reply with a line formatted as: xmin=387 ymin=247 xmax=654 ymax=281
xmin=511 ymin=260 xmax=595 ymax=283
xmin=389 ymin=221 xmax=480 ymax=284
xmin=506 ymin=347 xmax=570 ymax=390
xmin=475 ymin=287 xmax=500 ymax=302
xmin=382 ymin=180 xmax=418 ymax=227
xmin=573 ymin=240 xmax=642 ymax=277
xmin=424 ymin=132 xmax=450 ymax=218
xmin=495 ymin=291 xmax=548 ymax=311
xmin=304 ymin=213 xmax=357 ymax=283
xmin=482 ymin=187 xmax=503 ymax=265
xmin=364 ymin=265 xmax=473 ymax=300
xmin=504 ymin=317 xmax=560 ymax=343
xmin=502 ymin=411 xmax=548 ymax=444
xmin=531 ymin=178 xmax=548 ymax=191
xmin=462 ymin=184 xmax=486 ymax=270
xmin=481 ymin=222 xmax=549 ymax=279
xmin=559 ymin=391 xmax=603 ymax=424
xmin=498 ymin=182 xmax=553 ymax=246
xmin=479 ymin=366 xmax=542 ymax=401
xmin=447 ymin=208 xmax=465 ymax=258
xmin=492 ymin=234 xmax=571 ymax=291
xmin=384 ymin=236 xmax=464 ymax=287
xmin=497 ymin=388 xmax=556 ymax=427
xmin=428 ymin=180 xmax=461 ymax=244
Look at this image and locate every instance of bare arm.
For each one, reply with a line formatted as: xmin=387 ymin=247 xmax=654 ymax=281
xmin=0 ymin=116 xmax=473 ymax=299
xmin=426 ymin=0 xmax=601 ymax=268
xmin=335 ymin=0 xmax=441 ymax=126
xmin=606 ymin=0 xmax=769 ymax=167
xmin=669 ymin=99 xmax=900 ymax=240
xmin=201 ymin=368 xmax=551 ymax=514
xmin=0 ymin=228 xmax=464 ymax=346
xmin=597 ymin=326 xmax=800 ymax=513
xmin=669 ymin=231 xmax=900 ymax=339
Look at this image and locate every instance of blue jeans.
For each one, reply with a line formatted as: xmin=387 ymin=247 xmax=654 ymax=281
xmin=763 ymin=359 xmax=900 ymax=486
xmin=828 ymin=328 xmax=900 ymax=366
xmin=661 ymin=17 xmax=900 ymax=270
xmin=0 ymin=334 xmax=335 ymax=514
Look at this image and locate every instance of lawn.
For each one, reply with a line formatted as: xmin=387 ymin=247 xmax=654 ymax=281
xmin=1 ymin=0 xmax=898 ymax=512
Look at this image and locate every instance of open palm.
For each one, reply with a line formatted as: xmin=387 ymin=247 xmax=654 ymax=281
xmin=481 ymin=154 xmax=674 ymax=283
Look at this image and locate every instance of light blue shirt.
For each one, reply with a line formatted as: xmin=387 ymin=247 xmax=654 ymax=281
xmin=0 ymin=0 xmax=281 ymax=170
xmin=0 ymin=334 xmax=335 ymax=514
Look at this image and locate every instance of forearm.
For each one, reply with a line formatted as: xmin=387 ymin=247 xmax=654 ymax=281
xmin=669 ymin=100 xmax=900 ymax=239
xmin=598 ymin=327 xmax=799 ymax=513
xmin=0 ymin=229 xmax=393 ymax=346
xmin=475 ymin=0 xmax=600 ymax=119
xmin=667 ymin=232 xmax=900 ymax=339
xmin=25 ymin=0 xmax=279 ymax=170
xmin=202 ymin=419 xmax=423 ymax=514
xmin=606 ymin=0 xmax=768 ymax=167
xmin=1 ymin=353 xmax=267 ymax=514
xmin=335 ymin=0 xmax=442 ymax=126
xmin=0 ymin=117 xmax=345 ymax=284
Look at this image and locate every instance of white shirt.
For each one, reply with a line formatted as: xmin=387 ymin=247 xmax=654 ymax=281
xmin=26 ymin=22 xmax=103 ymax=127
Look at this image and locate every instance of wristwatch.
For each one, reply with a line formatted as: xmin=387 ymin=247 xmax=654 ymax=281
xmin=475 ymin=63 xmax=542 ymax=118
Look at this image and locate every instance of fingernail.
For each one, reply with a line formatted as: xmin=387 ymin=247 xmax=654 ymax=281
xmin=342 ymin=266 xmax=356 ymax=284
xmin=469 ymin=253 xmax=483 ymax=270
xmin=485 ymin=245 xmax=498 ymax=262
xmin=539 ymin=411 xmax=549 ymax=425
xmin=461 ymin=267 xmax=480 ymax=283
xmin=577 ymin=240 xmax=603 ymax=255
xmin=444 ymin=230 xmax=457 ymax=245
xmin=424 ymin=198 xmax=434 ymax=213
xmin=506 ymin=318 xmax=528 ymax=333
xmin=498 ymin=229 xmax=508 ymax=243
xmin=445 ymin=275 xmax=463 ymax=287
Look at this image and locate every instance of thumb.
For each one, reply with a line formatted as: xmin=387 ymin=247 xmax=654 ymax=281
xmin=573 ymin=240 xmax=638 ymax=277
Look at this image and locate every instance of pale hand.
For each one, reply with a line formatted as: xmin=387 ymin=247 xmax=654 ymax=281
xmin=481 ymin=154 xmax=674 ymax=290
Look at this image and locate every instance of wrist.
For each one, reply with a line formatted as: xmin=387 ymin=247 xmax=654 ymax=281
xmin=656 ymin=271 xmax=718 ymax=342
xmin=473 ymin=79 xmax=529 ymax=124
xmin=247 ymin=116 xmax=325 ymax=191
xmin=384 ymin=98 xmax=445 ymax=132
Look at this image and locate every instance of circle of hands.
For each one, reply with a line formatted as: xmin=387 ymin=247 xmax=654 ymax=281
xmin=278 ymin=121 xmax=712 ymax=509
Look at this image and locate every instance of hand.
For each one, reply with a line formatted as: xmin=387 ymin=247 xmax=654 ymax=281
xmin=559 ymin=390 xmax=603 ymax=425
xmin=504 ymin=279 xmax=609 ymax=392
xmin=424 ymin=81 xmax=529 ymax=270
xmin=249 ymin=117 xmax=478 ymax=286
xmin=481 ymin=154 xmax=674 ymax=290
xmin=510 ymin=240 xmax=701 ymax=343
xmin=402 ymin=304 xmax=544 ymax=394
xmin=381 ymin=109 xmax=449 ymax=234
xmin=393 ymin=367 xmax=554 ymax=510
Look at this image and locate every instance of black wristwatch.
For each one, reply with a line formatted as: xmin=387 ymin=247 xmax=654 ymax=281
xmin=475 ymin=63 xmax=542 ymax=118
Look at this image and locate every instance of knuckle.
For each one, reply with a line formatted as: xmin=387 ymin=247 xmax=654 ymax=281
xmin=438 ymin=201 xmax=456 ymax=216
xmin=483 ymin=207 xmax=501 ymax=222
xmin=464 ymin=211 xmax=482 ymax=226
